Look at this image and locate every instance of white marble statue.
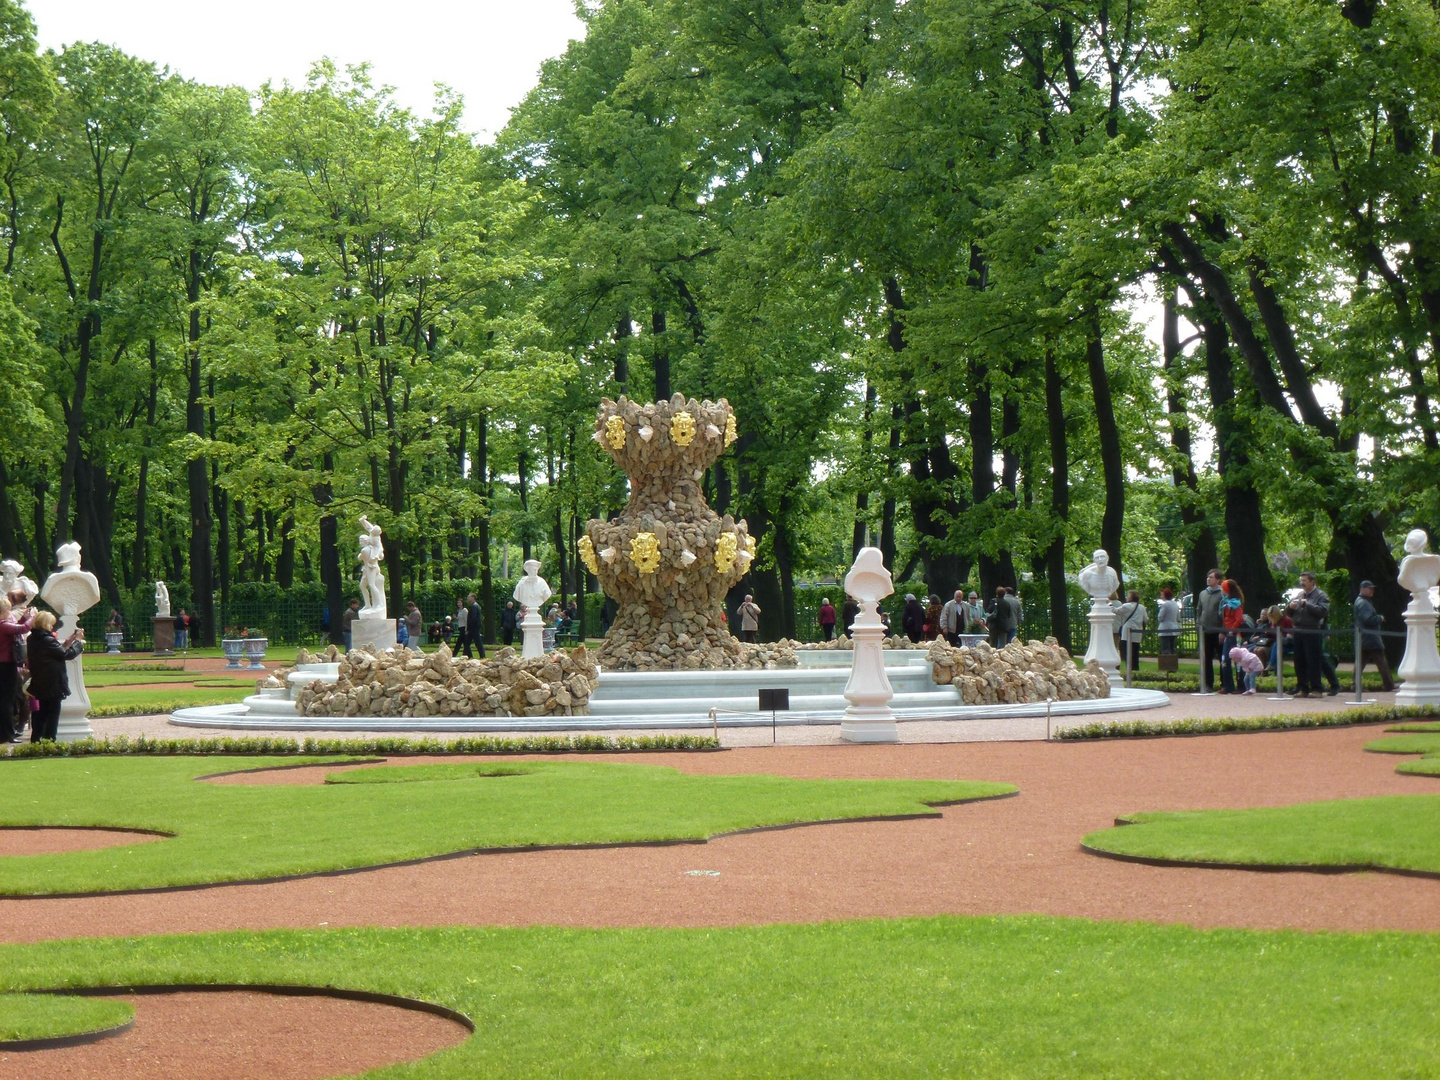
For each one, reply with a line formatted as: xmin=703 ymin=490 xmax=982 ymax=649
xmin=40 ymin=541 xmax=101 ymax=740
xmin=1396 ymin=528 xmax=1440 ymax=705
xmin=841 ymin=546 xmax=898 ymax=743
xmin=1078 ymin=548 xmax=1122 ymax=686
xmin=1398 ymin=529 xmax=1440 ymax=614
xmin=357 ymin=515 xmax=387 ymax=620
xmin=0 ymin=558 xmax=38 ymax=603
xmin=1078 ymin=549 xmax=1120 ymax=601
xmin=513 ymin=559 xmax=553 ymax=659
xmin=154 ymin=580 xmax=171 ymax=618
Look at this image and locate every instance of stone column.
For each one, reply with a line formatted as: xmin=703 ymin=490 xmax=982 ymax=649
xmin=1084 ymin=599 xmax=1122 ymax=688
xmin=56 ymin=609 xmax=93 ymax=743
xmin=841 ymin=599 xmax=898 ymax=743
xmin=520 ymin=610 xmax=545 ymax=659
xmin=1396 ymin=601 xmax=1440 ymax=706
xmin=152 ymin=616 xmax=176 ymax=655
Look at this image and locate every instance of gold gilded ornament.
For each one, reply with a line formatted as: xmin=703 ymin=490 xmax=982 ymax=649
xmin=577 ymin=535 xmax=600 ymax=576
xmin=714 ymin=532 xmax=738 ymax=573
xmin=604 ymin=415 xmax=627 ymax=449
xmin=669 ymin=410 xmax=696 ymax=447
xmin=724 ymin=414 xmax=737 ymax=446
xmin=629 ymin=532 xmax=662 ymax=574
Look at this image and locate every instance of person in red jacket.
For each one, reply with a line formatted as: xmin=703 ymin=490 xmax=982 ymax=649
xmin=817 ymin=598 xmax=837 ymax=641
xmin=0 ymin=596 xmax=34 ymax=742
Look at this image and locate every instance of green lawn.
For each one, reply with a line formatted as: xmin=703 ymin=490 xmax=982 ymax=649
xmin=85 ymin=685 xmax=251 ymax=716
xmin=0 ymin=992 xmax=132 ymax=1044
xmin=1083 ymin=795 xmax=1440 ymax=874
xmin=1366 ymin=731 xmax=1440 ymax=776
xmin=0 ymin=757 xmax=1011 ymax=895
xmin=2 ymin=919 xmax=1438 ymax=1076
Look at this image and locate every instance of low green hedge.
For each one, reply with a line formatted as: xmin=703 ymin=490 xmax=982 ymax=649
xmin=1056 ymin=704 xmax=1440 ymax=741
xmin=2 ymin=733 xmax=721 ymax=759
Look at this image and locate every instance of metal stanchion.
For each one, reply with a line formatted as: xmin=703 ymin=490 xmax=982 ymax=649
xmin=1191 ymin=625 xmax=1214 ymax=696
xmin=1268 ymin=628 xmax=1291 ymax=701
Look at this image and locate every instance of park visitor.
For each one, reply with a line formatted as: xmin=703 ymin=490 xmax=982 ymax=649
xmin=1286 ymin=572 xmax=1333 ymax=698
xmin=841 ymin=597 xmax=859 ymax=638
xmin=1113 ymin=590 xmax=1146 ymax=673
xmin=818 ymin=597 xmax=837 ymax=641
xmin=1218 ymin=579 xmax=1246 ymax=694
xmin=25 ymin=611 xmax=83 ymax=743
xmin=938 ymin=590 xmax=967 ymax=645
xmin=175 ymin=607 xmax=190 ymax=649
xmin=341 ymin=598 xmax=360 ymax=651
xmin=0 ymin=597 xmax=34 ymax=743
xmin=466 ymin=593 xmax=485 ymax=658
xmin=1156 ymin=587 xmax=1180 ymax=655
xmin=1196 ymin=569 xmax=1225 ymax=692
xmin=965 ymin=592 xmax=987 ymax=637
xmin=901 ymin=593 xmax=926 ymax=643
xmin=405 ymin=601 xmax=423 ymax=646
xmin=990 ymin=586 xmax=1021 ymax=646
xmin=501 ymin=600 xmax=518 ymax=645
xmin=453 ymin=598 xmax=468 ymax=651
xmin=738 ymin=594 xmax=761 ymax=643
xmin=1228 ymin=645 xmax=1264 ymax=695
xmin=924 ymin=595 xmax=942 ymax=641
xmin=1353 ymin=580 xmax=1396 ymax=692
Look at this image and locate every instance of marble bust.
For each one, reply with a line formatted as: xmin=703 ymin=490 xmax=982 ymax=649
xmin=0 ymin=558 xmax=37 ymax=603
xmin=844 ymin=546 xmax=893 ymax=605
xmin=357 ymin=515 xmax=387 ymax=620
xmin=1398 ymin=529 xmax=1440 ymax=614
xmin=154 ymin=580 xmax=171 ymax=618
xmin=513 ymin=559 xmax=553 ymax=614
xmin=1078 ymin=549 xmax=1120 ymax=601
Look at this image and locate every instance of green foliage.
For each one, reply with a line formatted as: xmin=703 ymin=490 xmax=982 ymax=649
xmin=2 ymin=732 xmax=720 ymax=758
xmin=1056 ymin=704 xmax=1440 ymax=740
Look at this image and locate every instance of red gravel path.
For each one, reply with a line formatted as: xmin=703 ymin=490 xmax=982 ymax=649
xmin=1 ymin=724 xmax=1434 ymax=946
xmin=0 ymin=991 xmax=468 ymax=1080
xmin=0 ymin=829 xmax=166 ymax=857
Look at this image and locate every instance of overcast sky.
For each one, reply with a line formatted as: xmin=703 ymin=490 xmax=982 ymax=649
xmin=28 ymin=0 xmax=586 ymax=140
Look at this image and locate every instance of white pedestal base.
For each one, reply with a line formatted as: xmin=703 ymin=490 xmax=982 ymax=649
xmin=1083 ymin=600 xmax=1122 ymax=687
xmin=57 ymin=610 xmax=92 ymax=741
xmin=521 ymin=613 xmax=545 ymax=659
xmin=350 ymin=617 xmax=397 ymax=653
xmin=1396 ymin=606 xmax=1440 ymax=705
xmin=842 ymin=608 xmax=897 ymax=743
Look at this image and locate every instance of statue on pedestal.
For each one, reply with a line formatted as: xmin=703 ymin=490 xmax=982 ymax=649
xmin=154 ymin=580 xmax=171 ymax=618
xmin=513 ymin=559 xmax=552 ymax=659
xmin=40 ymin=541 xmax=101 ymax=740
xmin=1078 ymin=548 xmax=1123 ymax=686
xmin=357 ymin=516 xmax=387 ymax=621
xmin=840 ymin=546 xmax=898 ymax=743
xmin=1396 ymin=529 xmax=1440 ymax=705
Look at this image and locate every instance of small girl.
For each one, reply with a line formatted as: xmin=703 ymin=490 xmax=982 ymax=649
xmin=1229 ymin=645 xmax=1264 ymax=695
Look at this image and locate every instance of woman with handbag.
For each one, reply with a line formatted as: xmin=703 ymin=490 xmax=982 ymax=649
xmin=25 ymin=610 xmax=84 ymax=743
xmin=0 ymin=596 xmax=34 ymax=742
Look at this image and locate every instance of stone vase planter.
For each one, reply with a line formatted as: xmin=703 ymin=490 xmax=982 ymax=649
xmin=105 ymin=632 xmax=122 ymax=654
xmin=243 ymin=637 xmax=269 ymax=669
xmin=221 ymin=639 xmax=246 ymax=669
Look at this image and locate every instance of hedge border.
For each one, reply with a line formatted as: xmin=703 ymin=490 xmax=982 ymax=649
xmin=1 ymin=733 xmax=721 ymax=760
xmin=1054 ymin=703 xmax=1440 ymax=741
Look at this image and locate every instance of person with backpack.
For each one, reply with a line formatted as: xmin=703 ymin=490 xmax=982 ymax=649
xmin=1113 ymin=590 xmax=1147 ymax=674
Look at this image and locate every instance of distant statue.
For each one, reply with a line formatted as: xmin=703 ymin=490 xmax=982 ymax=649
xmin=154 ymin=580 xmax=171 ymax=618
xmin=513 ymin=559 xmax=553 ymax=615
xmin=357 ymin=515 xmax=387 ymax=620
xmin=0 ymin=558 xmax=37 ymax=604
xmin=1398 ymin=529 xmax=1440 ymax=614
xmin=844 ymin=546 xmax=894 ymax=606
xmin=1078 ymin=549 xmax=1120 ymax=602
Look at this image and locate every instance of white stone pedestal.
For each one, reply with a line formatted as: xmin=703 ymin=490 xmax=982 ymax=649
xmin=520 ymin=612 xmax=545 ymax=659
xmin=1083 ymin=599 xmax=1122 ymax=687
xmin=350 ymin=616 xmax=397 ymax=653
xmin=1396 ymin=605 xmax=1440 ymax=705
xmin=841 ymin=603 xmax=898 ymax=743
xmin=57 ymin=612 xmax=92 ymax=742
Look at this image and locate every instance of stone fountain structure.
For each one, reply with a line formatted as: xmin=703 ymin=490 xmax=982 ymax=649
xmin=581 ymin=394 xmax=756 ymax=671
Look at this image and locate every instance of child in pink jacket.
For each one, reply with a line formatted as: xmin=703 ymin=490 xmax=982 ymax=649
xmin=1229 ymin=645 xmax=1264 ymax=695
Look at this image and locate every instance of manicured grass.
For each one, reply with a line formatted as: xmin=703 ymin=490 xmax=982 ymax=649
xmin=1366 ymin=732 xmax=1440 ymax=776
xmin=86 ymin=685 xmax=251 ymax=715
xmin=3 ymin=920 xmax=1439 ymax=1076
xmin=1083 ymin=795 xmax=1440 ymax=874
xmin=1057 ymin=702 xmax=1440 ymax=740
xmin=0 ymin=757 xmax=1011 ymax=894
xmin=0 ymin=992 xmax=132 ymax=1044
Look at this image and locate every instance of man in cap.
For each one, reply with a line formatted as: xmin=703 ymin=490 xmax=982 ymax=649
xmin=1352 ymin=580 xmax=1395 ymax=692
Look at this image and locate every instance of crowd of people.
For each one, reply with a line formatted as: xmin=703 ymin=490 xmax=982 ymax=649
xmin=0 ymin=589 xmax=85 ymax=744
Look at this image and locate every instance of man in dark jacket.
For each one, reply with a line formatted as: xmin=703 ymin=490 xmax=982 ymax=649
xmin=466 ymin=592 xmax=485 ymax=658
xmin=901 ymin=594 xmax=926 ymax=643
xmin=1195 ymin=569 xmax=1226 ymax=692
xmin=500 ymin=601 xmax=518 ymax=646
xmin=1287 ymin=572 xmax=1332 ymax=697
xmin=26 ymin=612 xmax=84 ymax=742
xmin=1353 ymin=580 xmax=1396 ymax=691
xmin=990 ymin=587 xmax=1021 ymax=646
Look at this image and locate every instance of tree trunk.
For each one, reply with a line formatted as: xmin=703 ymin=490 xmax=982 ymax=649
xmin=651 ymin=308 xmax=670 ymax=401
xmin=132 ymin=337 xmax=159 ymax=589
xmin=476 ymin=413 xmax=495 ymax=643
xmin=1163 ymin=287 xmax=1218 ymax=596
xmin=1085 ymin=313 xmax=1125 ymax=588
xmin=1044 ymin=348 xmax=1071 ymax=651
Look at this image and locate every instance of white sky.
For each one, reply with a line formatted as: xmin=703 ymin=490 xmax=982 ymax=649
xmin=29 ymin=0 xmax=586 ymax=140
